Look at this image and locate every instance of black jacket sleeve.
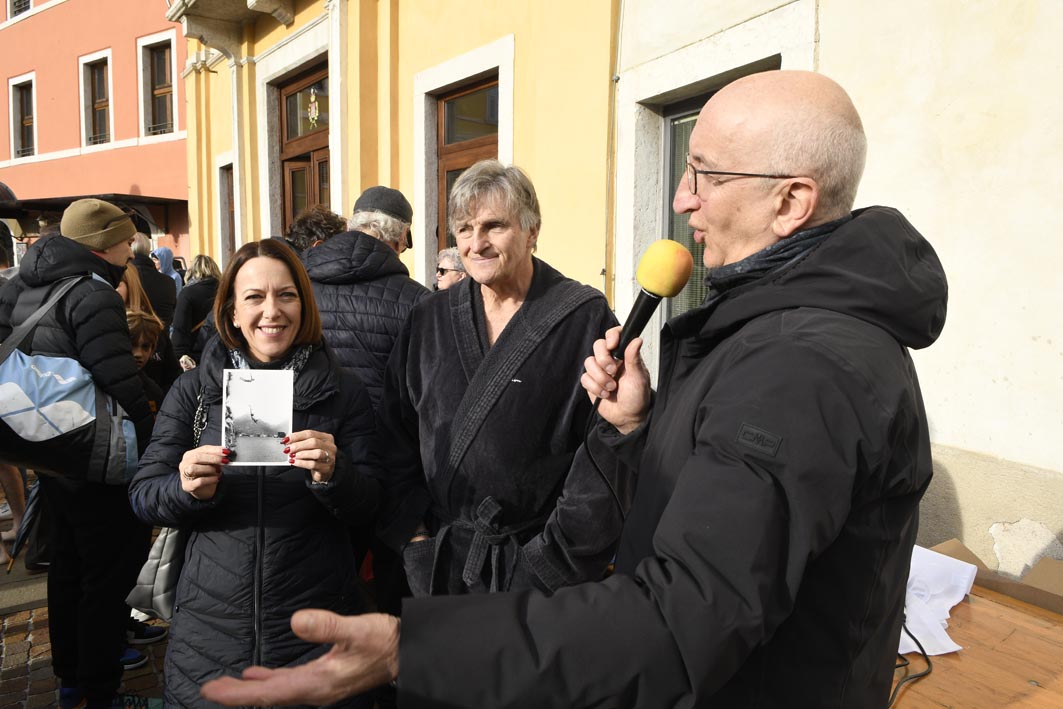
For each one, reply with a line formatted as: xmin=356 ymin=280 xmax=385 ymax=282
xmin=374 ymin=316 xmax=432 ymax=551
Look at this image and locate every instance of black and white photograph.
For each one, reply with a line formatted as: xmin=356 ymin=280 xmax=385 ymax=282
xmin=220 ymin=368 xmax=293 ymax=466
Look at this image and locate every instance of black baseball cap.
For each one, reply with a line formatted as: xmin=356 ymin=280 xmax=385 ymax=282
xmin=354 ymin=186 xmax=413 ymax=249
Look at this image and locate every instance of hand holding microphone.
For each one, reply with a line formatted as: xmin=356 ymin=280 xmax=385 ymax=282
xmin=582 ymin=240 xmax=693 ymax=434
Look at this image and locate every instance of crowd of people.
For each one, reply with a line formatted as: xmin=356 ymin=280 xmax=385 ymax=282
xmin=0 ymin=70 xmax=947 ymax=709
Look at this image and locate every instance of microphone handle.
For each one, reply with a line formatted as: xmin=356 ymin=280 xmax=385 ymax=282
xmin=611 ymin=289 xmax=662 ymax=360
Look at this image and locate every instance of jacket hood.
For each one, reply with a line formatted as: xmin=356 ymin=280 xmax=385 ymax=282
xmin=18 ymin=233 xmax=121 ymax=287
xmin=302 ymin=230 xmax=411 ymax=285
xmin=671 ymin=206 xmax=948 ymax=350
xmin=151 ymin=246 xmax=176 ymax=275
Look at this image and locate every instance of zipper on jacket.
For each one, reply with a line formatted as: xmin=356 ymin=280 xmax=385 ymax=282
xmin=252 ymin=468 xmax=265 ymax=666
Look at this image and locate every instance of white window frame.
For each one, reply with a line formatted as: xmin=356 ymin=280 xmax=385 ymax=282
xmin=137 ymin=29 xmax=179 ymax=140
xmin=612 ymin=0 xmax=816 ymax=380
xmin=8 ymin=71 xmax=36 ymax=160
xmin=254 ymin=12 xmax=334 ymax=245
xmin=78 ymin=48 xmax=113 ymax=149
xmin=412 ymin=35 xmax=514 ymax=284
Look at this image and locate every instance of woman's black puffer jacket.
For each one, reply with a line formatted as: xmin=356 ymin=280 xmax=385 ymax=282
xmin=128 ymin=338 xmax=380 ymax=708
xmin=302 ymin=230 xmax=430 ymax=411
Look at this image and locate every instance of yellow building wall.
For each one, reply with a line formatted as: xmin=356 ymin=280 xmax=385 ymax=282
xmin=395 ymin=0 xmax=619 ymax=291
xmin=180 ymin=0 xmax=618 ymax=292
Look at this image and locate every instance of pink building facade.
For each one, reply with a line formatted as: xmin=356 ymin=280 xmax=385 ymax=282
xmin=0 ymin=0 xmax=188 ymax=263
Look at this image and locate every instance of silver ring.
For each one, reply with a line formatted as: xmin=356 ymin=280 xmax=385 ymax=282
xmin=324 ymin=451 xmax=330 ymax=464
xmin=182 ymin=470 xmax=194 ymax=480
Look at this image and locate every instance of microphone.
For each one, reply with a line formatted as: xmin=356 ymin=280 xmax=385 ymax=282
xmin=611 ymin=240 xmax=693 ymax=359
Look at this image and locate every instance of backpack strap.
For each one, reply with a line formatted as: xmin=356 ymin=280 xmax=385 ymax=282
xmin=0 ymin=277 xmax=87 ymax=363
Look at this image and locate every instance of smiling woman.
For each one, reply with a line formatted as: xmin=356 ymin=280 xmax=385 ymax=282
xmin=127 ymin=238 xmax=380 ymax=708
xmin=214 ymin=239 xmax=322 ymax=362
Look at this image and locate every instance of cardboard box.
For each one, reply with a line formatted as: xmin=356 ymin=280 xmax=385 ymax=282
xmin=931 ymin=538 xmax=1063 ymax=615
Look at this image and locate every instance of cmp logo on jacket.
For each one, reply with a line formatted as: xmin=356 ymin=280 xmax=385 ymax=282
xmin=736 ymin=423 xmax=782 ymax=457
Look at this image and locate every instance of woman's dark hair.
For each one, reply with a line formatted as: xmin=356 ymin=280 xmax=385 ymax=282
xmin=213 ymin=239 xmax=323 ymax=353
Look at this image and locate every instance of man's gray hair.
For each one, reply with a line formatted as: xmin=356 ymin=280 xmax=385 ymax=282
xmin=764 ymin=111 xmax=867 ymax=220
xmin=437 ymin=247 xmax=465 ymax=272
xmin=448 ymin=160 xmax=541 ymax=235
xmin=349 ymin=210 xmax=409 ymax=247
xmin=132 ymin=232 xmax=153 ymax=257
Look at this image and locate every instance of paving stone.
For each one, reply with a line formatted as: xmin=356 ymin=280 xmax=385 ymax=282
xmin=0 ymin=674 xmax=28 ymax=691
xmin=4 ymin=639 xmax=30 ymax=655
xmin=27 ymin=657 xmax=49 ymax=672
xmin=28 ymin=677 xmax=56 ymax=694
xmin=2 ymin=651 xmax=29 ymax=669
xmin=27 ymin=691 xmax=58 ymax=708
xmin=7 ymin=611 xmax=31 ymax=624
xmin=28 ymin=666 xmax=53 ymax=681
xmin=3 ymin=630 xmax=28 ymax=644
xmin=29 ymin=643 xmax=51 ymax=659
xmin=2 ymin=622 xmax=28 ymax=636
xmin=1 ymin=664 xmax=28 ymax=679
xmin=0 ymin=690 xmax=25 ymax=706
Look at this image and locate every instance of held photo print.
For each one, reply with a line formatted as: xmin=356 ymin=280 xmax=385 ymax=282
xmin=221 ymin=369 xmax=294 ymax=465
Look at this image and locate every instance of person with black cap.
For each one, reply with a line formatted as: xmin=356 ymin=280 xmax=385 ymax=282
xmin=302 ymin=186 xmax=429 ymax=411
xmin=301 ymin=187 xmax=430 ymax=627
xmin=0 ymin=198 xmax=155 ymax=709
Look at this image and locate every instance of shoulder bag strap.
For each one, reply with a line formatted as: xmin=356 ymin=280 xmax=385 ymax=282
xmin=0 ymin=276 xmax=87 ymax=362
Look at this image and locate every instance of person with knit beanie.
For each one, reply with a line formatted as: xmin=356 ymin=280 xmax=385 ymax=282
xmin=0 ymin=198 xmax=154 ymax=709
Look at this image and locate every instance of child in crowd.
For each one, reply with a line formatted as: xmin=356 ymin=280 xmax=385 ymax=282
xmin=119 ymin=309 xmax=170 ymax=669
xmin=126 ymin=309 xmax=166 ymax=415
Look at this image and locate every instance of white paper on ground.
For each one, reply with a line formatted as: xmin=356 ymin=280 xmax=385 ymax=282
xmin=899 ymin=545 xmax=977 ymax=655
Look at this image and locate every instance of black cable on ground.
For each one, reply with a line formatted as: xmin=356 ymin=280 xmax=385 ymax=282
xmin=888 ymin=621 xmax=933 ymax=707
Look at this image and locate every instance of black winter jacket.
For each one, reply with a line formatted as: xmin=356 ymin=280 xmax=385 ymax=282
xmin=302 ymin=231 xmax=430 ymax=410
xmin=128 ymin=339 xmax=381 ymax=708
xmin=171 ymin=276 xmax=218 ymax=361
xmin=132 ymin=253 xmax=177 ymax=328
xmin=0 ymin=235 xmax=153 ymax=452
xmin=397 ymin=206 xmax=949 ymax=708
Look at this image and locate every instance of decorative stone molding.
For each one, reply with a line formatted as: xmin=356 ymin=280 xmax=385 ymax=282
xmin=179 ymin=14 xmax=243 ymax=61
xmin=247 ymin=0 xmax=294 ymax=26
xmin=166 ymin=0 xmax=295 ymax=61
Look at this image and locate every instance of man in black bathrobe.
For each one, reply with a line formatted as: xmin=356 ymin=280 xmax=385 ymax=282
xmin=374 ymin=159 xmax=624 ymax=597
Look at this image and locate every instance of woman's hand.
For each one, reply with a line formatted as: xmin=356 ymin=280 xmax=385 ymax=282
xmin=179 ymin=445 xmax=229 ymax=500
xmin=286 ymin=430 xmax=337 ymax=483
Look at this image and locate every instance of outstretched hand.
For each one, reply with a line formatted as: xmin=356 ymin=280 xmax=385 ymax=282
xmin=201 ymin=610 xmax=400 ymax=707
xmin=580 ymin=325 xmax=651 ymax=435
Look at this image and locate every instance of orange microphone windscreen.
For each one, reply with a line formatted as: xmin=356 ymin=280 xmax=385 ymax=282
xmin=635 ymin=240 xmax=694 ymax=297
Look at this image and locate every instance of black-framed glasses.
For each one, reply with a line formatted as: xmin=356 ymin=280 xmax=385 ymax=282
xmin=685 ymin=154 xmax=796 ymax=196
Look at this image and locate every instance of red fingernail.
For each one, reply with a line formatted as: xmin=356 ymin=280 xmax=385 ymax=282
xmin=289 ymin=457 xmax=295 ymax=464
xmin=222 ymin=448 xmax=231 ymax=455
xmin=282 ymin=436 xmax=290 ymax=444
xmin=221 ymin=458 xmax=230 ymax=465
xmin=283 ymin=447 xmax=290 ymax=454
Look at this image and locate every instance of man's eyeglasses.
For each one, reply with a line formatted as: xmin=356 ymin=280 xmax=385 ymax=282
xmin=685 ymin=154 xmax=796 ymax=196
